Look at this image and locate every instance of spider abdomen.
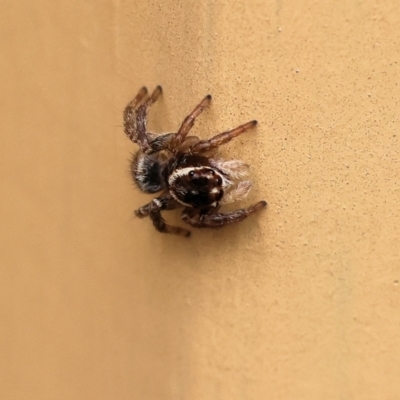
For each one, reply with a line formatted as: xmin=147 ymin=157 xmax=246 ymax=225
xmin=131 ymin=151 xmax=166 ymax=193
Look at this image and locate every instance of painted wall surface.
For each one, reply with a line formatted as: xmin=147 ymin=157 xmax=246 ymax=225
xmin=1 ymin=1 xmax=400 ymax=399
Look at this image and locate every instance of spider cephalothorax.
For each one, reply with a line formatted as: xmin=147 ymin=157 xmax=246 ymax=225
xmin=123 ymin=85 xmax=267 ymax=237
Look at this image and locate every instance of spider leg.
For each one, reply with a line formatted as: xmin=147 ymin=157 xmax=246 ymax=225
xmin=135 ymin=194 xmax=191 ymax=237
xmin=123 ymin=86 xmax=163 ymax=152
xmin=189 ymin=120 xmax=257 ymax=153
xmin=170 ymin=95 xmax=212 ymax=150
xmin=123 ymin=86 xmax=148 ymax=140
xmin=126 ymin=86 xmax=148 ymax=110
xmin=181 ymin=200 xmax=267 ymax=229
xmin=146 ymin=132 xmax=176 ymax=154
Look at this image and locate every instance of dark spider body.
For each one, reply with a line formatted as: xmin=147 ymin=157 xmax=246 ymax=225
xmin=124 ymin=86 xmax=267 ymax=237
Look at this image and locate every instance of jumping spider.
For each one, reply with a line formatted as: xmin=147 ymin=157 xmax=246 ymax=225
xmin=123 ymin=85 xmax=267 ymax=237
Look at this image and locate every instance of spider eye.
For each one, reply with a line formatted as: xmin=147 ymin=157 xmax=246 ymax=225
xmin=189 ymin=170 xmax=195 ymax=177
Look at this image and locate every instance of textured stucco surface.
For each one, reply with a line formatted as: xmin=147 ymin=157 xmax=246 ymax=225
xmin=1 ymin=1 xmax=400 ymax=399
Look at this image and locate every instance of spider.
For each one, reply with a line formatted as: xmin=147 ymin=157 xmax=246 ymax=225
xmin=123 ymin=85 xmax=267 ymax=237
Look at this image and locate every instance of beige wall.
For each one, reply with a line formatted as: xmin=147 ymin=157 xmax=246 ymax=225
xmin=1 ymin=1 xmax=400 ymax=399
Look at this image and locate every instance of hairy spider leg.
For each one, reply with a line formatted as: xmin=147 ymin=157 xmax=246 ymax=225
xmin=171 ymin=95 xmax=212 ymax=151
xmin=127 ymin=86 xmax=149 ymax=109
xmin=146 ymin=85 xmax=163 ymax=105
xmin=135 ymin=85 xmax=164 ymax=152
xmin=135 ymin=194 xmax=191 ymax=237
xmin=123 ymin=86 xmax=148 ymax=141
xmin=181 ymin=200 xmax=267 ymax=229
xmin=123 ymin=86 xmax=163 ymax=152
xmin=189 ymin=120 xmax=258 ymax=153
